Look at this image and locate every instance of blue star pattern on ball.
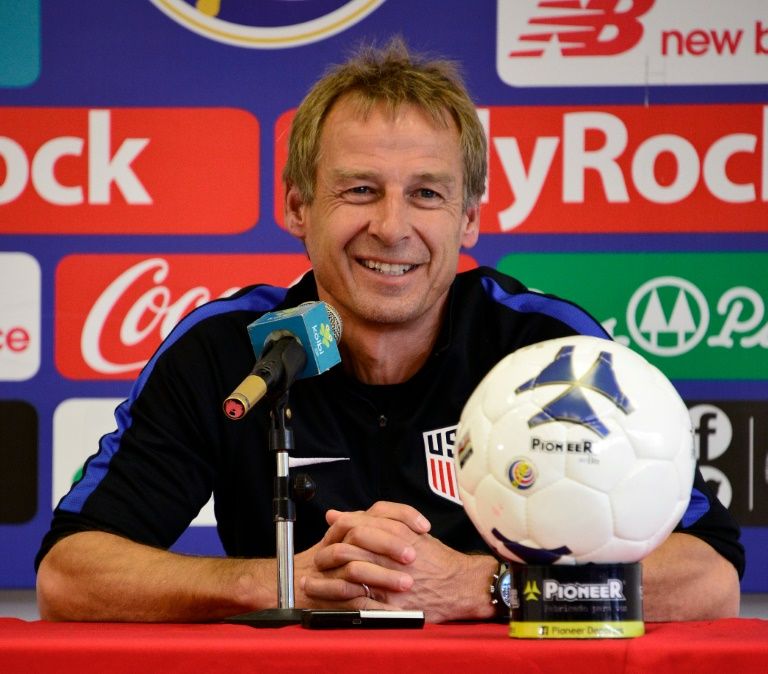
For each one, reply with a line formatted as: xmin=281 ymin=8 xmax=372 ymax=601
xmin=516 ymin=345 xmax=634 ymax=437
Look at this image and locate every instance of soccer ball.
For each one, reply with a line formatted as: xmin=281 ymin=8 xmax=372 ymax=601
xmin=455 ymin=335 xmax=695 ymax=565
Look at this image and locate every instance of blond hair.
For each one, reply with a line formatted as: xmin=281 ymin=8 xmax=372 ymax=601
xmin=283 ymin=37 xmax=487 ymax=209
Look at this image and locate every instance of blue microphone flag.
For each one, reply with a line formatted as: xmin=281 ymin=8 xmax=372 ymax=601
xmin=246 ymin=301 xmax=341 ymax=380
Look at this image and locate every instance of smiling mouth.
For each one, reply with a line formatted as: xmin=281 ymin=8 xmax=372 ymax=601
xmin=359 ymin=259 xmax=416 ymax=276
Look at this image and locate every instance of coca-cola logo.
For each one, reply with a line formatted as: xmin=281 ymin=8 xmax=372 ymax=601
xmin=56 ymin=254 xmax=311 ymax=380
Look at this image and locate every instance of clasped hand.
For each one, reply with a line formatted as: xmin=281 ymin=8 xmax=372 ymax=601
xmin=296 ymin=501 xmax=491 ymax=623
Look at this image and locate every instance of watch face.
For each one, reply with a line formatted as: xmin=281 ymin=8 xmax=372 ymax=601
xmin=499 ymin=571 xmax=512 ymax=608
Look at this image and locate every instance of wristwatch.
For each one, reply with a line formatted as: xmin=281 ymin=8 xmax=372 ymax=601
xmin=490 ymin=561 xmax=511 ymax=620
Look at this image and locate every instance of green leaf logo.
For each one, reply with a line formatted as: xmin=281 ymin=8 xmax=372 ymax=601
xmin=319 ymin=322 xmax=332 ymax=348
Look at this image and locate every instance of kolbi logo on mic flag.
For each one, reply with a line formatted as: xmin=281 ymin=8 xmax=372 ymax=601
xmin=423 ymin=425 xmax=462 ymax=505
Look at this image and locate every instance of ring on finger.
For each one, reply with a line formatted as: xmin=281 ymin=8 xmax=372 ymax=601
xmin=361 ymin=583 xmax=372 ymax=599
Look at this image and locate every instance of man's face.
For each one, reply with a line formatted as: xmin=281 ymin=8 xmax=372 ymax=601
xmin=285 ymin=98 xmax=479 ymax=331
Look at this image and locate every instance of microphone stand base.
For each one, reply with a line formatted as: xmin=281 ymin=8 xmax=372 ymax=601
xmin=223 ymin=607 xmax=306 ymax=628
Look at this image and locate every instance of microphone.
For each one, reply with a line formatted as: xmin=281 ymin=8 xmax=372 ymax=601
xmin=223 ymin=301 xmax=343 ymax=420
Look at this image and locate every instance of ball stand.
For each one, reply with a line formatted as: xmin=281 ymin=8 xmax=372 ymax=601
xmin=506 ymin=562 xmax=644 ymax=639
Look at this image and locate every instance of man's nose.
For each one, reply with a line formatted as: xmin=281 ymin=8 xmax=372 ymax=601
xmin=367 ymin=194 xmax=410 ymax=245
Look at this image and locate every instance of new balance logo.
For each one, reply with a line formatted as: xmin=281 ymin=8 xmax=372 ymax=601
xmin=516 ymin=345 xmax=634 ymax=437
xmin=508 ymin=0 xmax=652 ymax=58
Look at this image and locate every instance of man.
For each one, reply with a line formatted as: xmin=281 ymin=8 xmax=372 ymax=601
xmin=36 ymin=39 xmax=743 ymax=623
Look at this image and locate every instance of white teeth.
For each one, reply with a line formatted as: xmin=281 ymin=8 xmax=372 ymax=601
xmin=361 ymin=259 xmax=413 ymax=275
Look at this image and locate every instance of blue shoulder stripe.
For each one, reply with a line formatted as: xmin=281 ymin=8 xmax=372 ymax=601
xmin=480 ymin=275 xmax=610 ymax=338
xmin=681 ymin=488 xmax=710 ymax=527
xmin=59 ymin=284 xmax=288 ymax=514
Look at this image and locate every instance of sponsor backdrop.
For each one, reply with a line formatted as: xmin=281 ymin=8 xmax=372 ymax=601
xmin=0 ymin=1 xmax=766 ymax=592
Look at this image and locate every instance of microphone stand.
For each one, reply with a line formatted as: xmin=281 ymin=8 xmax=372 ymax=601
xmin=224 ymin=391 xmax=308 ymax=627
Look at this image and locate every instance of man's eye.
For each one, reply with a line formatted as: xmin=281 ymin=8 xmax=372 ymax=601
xmin=348 ymin=186 xmax=373 ymax=195
xmin=415 ymin=188 xmax=440 ymax=200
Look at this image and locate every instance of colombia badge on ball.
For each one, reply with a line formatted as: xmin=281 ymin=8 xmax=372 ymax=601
xmin=507 ymin=562 xmax=644 ymax=639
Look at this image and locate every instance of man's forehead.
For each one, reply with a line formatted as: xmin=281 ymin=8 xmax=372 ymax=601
xmin=324 ymin=95 xmax=456 ymax=133
xmin=315 ymin=97 xmax=464 ymax=187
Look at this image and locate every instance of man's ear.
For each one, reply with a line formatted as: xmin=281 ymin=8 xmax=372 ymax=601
xmin=460 ymin=203 xmax=480 ymax=249
xmin=284 ymin=182 xmax=308 ymax=240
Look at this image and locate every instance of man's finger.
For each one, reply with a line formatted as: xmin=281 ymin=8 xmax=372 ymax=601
xmin=326 ymin=501 xmax=430 ymax=534
xmin=300 ymin=565 xmax=413 ymax=601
